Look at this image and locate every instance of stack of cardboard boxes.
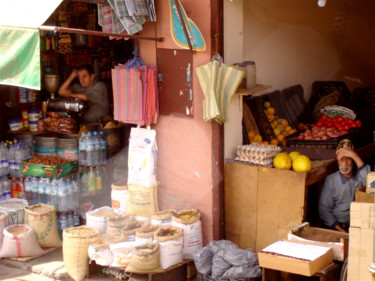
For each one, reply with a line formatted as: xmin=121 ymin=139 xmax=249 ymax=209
xmin=348 ymin=202 xmax=375 ymax=281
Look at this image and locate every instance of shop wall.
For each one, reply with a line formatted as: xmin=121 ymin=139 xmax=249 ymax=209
xmin=224 ymin=0 xmax=375 ymax=159
xmin=138 ymin=0 xmax=220 ymax=243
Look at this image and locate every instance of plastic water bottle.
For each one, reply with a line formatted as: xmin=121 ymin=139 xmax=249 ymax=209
xmin=57 ymin=179 xmax=67 ymax=212
xmin=67 ymin=211 xmax=74 ymax=228
xmin=45 ymin=178 xmax=52 ymax=205
xmin=93 ymin=131 xmax=101 ymax=166
xmin=73 ymin=210 xmax=80 ymax=226
xmin=8 ymin=144 xmax=15 ymax=177
xmin=86 ymin=132 xmax=94 ymax=166
xmin=80 ymin=167 xmax=89 ymax=196
xmin=79 ymin=132 xmax=87 ymax=166
xmin=87 ymin=166 xmax=96 ymax=194
xmin=24 ymin=176 xmax=33 ymax=204
xmin=99 ymin=131 xmax=106 ymax=165
xmin=25 ymin=141 xmax=33 ymax=159
xmin=2 ymin=175 xmax=11 ymax=199
xmin=15 ymin=144 xmax=23 ymax=177
xmin=1 ymin=143 xmax=9 ymax=175
xmin=31 ymin=176 xmax=39 ymax=204
xmin=0 ymin=177 xmax=3 ymax=200
xmin=71 ymin=177 xmax=79 ymax=209
xmin=59 ymin=213 xmax=68 ymax=232
xmin=95 ymin=166 xmax=103 ymax=192
xmin=50 ymin=178 xmax=59 ymax=208
xmin=65 ymin=178 xmax=73 ymax=210
xmin=0 ymin=142 xmax=5 ymax=176
xmin=38 ymin=177 xmax=47 ymax=204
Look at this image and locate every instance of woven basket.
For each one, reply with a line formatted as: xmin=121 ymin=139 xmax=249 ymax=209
xmin=63 ymin=226 xmax=100 ymax=281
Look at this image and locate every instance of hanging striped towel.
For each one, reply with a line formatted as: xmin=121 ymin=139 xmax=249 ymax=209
xmin=195 ymin=60 xmax=244 ymax=124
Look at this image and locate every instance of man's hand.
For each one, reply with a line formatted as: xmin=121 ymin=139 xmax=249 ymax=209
xmin=336 ymin=145 xmax=364 ymax=168
xmin=334 ymin=224 xmax=348 ymax=233
xmin=69 ymin=69 xmax=78 ymax=79
xmin=59 ymin=89 xmax=72 ymax=97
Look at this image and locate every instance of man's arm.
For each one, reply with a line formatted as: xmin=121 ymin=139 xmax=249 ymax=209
xmin=64 ymin=92 xmax=89 ymax=101
xmin=58 ymin=70 xmax=78 ymax=97
xmin=336 ymin=146 xmax=364 ymax=168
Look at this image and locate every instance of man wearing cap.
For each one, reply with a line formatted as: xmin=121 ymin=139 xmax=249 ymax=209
xmin=319 ymin=140 xmax=370 ymax=232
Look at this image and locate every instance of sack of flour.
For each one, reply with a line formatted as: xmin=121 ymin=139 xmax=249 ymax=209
xmin=172 ymin=209 xmax=203 ymax=259
xmin=128 ymin=127 xmax=158 ymax=188
xmin=0 ymin=210 xmax=9 ymax=248
xmin=150 ymin=209 xmax=177 ymax=226
xmin=154 ymin=226 xmax=184 ymax=269
xmin=0 ymin=224 xmax=44 ymax=258
xmin=135 ymin=224 xmax=160 ymax=244
xmin=106 ymin=214 xmax=135 ymax=236
xmin=127 ymin=184 xmax=159 ymax=217
xmin=86 ymin=207 xmax=117 ymax=234
xmin=121 ymin=220 xmax=146 ymax=241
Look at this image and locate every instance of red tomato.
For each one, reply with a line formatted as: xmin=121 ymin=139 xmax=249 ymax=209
xmin=321 ymin=114 xmax=328 ymax=120
xmin=337 ymin=116 xmax=344 ymax=122
xmin=346 ymin=119 xmax=354 ymax=125
xmin=336 ymin=125 xmax=344 ymax=131
xmin=355 ymin=120 xmax=362 ymax=127
xmin=343 ymin=124 xmax=351 ymax=131
xmin=316 ymin=121 xmax=324 ymax=127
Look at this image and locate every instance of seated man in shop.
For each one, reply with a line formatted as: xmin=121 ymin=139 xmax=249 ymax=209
xmin=319 ymin=140 xmax=370 ymax=233
xmin=58 ymin=64 xmax=109 ymax=123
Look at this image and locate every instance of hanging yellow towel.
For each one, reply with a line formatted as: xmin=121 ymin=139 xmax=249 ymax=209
xmin=195 ymin=60 xmax=244 ymax=124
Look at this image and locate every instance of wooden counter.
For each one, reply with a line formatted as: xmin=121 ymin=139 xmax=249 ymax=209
xmin=224 ymin=159 xmax=337 ymax=252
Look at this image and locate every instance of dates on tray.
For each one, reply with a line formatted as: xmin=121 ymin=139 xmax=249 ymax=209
xmin=25 ymin=156 xmax=71 ymax=166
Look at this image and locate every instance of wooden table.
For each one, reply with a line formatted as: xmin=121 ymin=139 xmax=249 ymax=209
xmin=224 ymin=159 xmax=337 ymax=252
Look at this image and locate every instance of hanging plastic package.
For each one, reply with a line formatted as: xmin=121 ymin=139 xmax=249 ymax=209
xmin=128 ymin=127 xmax=158 ymax=188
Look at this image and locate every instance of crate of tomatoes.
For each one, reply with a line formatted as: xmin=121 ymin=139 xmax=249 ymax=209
xmin=286 ymin=112 xmax=370 ymax=150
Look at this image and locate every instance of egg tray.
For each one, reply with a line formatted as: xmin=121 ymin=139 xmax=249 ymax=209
xmin=236 ymin=143 xmax=281 ymax=167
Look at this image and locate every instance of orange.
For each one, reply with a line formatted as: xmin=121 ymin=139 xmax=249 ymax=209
xmin=254 ymin=134 xmax=262 ymax=143
xmin=273 ymin=153 xmax=292 ymax=169
xmin=277 ymin=134 xmax=285 ymax=142
xmin=267 ymin=107 xmax=276 ymax=115
xmin=247 ymin=130 xmax=256 ymax=140
xmin=292 ymin=155 xmax=312 ymax=172
xmin=270 ymin=139 xmax=279 ymax=145
xmin=262 ymin=141 xmax=269 ymax=144
xmin=267 ymin=114 xmax=275 ymax=121
xmin=280 ymin=119 xmax=289 ymax=127
xmin=264 ymin=101 xmax=271 ymax=108
xmin=273 ymin=128 xmax=281 ymax=136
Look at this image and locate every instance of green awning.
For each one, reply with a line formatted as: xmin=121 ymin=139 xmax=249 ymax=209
xmin=0 ymin=0 xmax=62 ymax=90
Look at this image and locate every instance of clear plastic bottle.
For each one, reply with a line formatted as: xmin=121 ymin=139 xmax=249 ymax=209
xmin=86 ymin=132 xmax=94 ymax=166
xmin=24 ymin=176 xmax=33 ymax=204
xmin=65 ymin=178 xmax=73 ymax=210
xmin=67 ymin=211 xmax=74 ymax=228
xmin=57 ymin=178 xmax=67 ymax=212
xmin=0 ymin=177 xmax=3 ymax=200
xmin=99 ymin=131 xmax=106 ymax=165
xmin=45 ymin=178 xmax=52 ymax=205
xmin=50 ymin=178 xmax=59 ymax=208
xmin=95 ymin=166 xmax=103 ymax=192
xmin=73 ymin=210 xmax=80 ymax=226
xmin=25 ymin=141 xmax=33 ymax=159
xmin=2 ymin=142 xmax=9 ymax=175
xmin=71 ymin=177 xmax=79 ymax=209
xmin=80 ymin=167 xmax=88 ymax=196
xmin=87 ymin=166 xmax=96 ymax=194
xmin=2 ymin=175 xmax=11 ymax=199
xmin=38 ymin=177 xmax=47 ymax=204
xmin=0 ymin=142 xmax=5 ymax=176
xmin=8 ymin=144 xmax=15 ymax=177
xmin=59 ymin=213 xmax=68 ymax=232
xmin=31 ymin=176 xmax=39 ymax=204
xmin=14 ymin=144 xmax=23 ymax=178
xmin=93 ymin=131 xmax=101 ymax=166
xmin=11 ymin=177 xmax=23 ymax=199
xmin=79 ymin=132 xmax=87 ymax=166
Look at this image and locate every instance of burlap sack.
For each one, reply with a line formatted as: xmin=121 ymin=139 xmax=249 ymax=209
xmin=0 ymin=224 xmax=44 ymax=258
xmin=150 ymin=209 xmax=177 ymax=226
xmin=106 ymin=214 xmax=134 ymax=236
xmin=135 ymin=224 xmax=160 ymax=244
xmin=86 ymin=206 xmax=117 ymax=234
xmin=121 ymin=220 xmax=145 ymax=241
xmin=0 ymin=210 xmax=10 ymax=248
xmin=125 ymin=242 xmax=163 ymax=274
xmin=63 ymin=226 xmax=100 ymax=281
xmin=154 ymin=226 xmax=184 ymax=269
xmin=24 ymin=203 xmax=61 ymax=248
xmin=126 ymin=184 xmax=159 ymax=216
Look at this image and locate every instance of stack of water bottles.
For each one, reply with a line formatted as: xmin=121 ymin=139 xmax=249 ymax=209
xmin=79 ymin=131 xmax=107 ymax=166
xmin=23 ymin=175 xmax=80 ymax=232
xmin=0 ymin=140 xmax=33 ymax=178
xmin=78 ymin=131 xmax=106 ymax=196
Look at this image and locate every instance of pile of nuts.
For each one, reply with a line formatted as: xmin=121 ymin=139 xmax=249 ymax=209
xmin=235 ymin=143 xmax=281 ymax=167
xmin=25 ymin=156 xmax=71 ymax=166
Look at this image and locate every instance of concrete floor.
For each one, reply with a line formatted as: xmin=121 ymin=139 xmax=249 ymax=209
xmin=0 ymin=248 xmax=111 ymax=281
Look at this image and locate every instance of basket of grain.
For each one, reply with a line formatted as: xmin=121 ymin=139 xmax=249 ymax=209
xmin=0 ymin=198 xmax=28 ymax=225
xmin=86 ymin=206 xmax=118 ymax=234
xmin=63 ymin=226 xmax=100 ymax=281
xmin=0 ymin=224 xmax=44 ymax=258
xmin=24 ymin=203 xmax=61 ymax=248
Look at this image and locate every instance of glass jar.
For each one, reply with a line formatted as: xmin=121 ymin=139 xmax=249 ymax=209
xmin=233 ymin=62 xmax=247 ymax=89
xmin=244 ymin=61 xmax=256 ymax=88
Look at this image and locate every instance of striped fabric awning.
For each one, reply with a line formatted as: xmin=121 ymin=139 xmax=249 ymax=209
xmin=195 ymin=60 xmax=244 ymax=124
xmin=72 ymin=0 xmax=108 ymax=4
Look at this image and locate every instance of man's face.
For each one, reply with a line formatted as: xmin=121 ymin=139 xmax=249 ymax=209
xmin=77 ymin=69 xmax=95 ymax=90
xmin=338 ymin=156 xmax=353 ymax=176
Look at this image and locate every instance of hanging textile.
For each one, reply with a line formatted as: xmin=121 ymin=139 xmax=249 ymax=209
xmin=98 ymin=0 xmax=156 ymax=36
xmin=195 ymin=60 xmax=244 ymax=124
xmin=111 ymin=60 xmax=158 ymax=125
xmin=73 ymin=0 xmax=108 ymax=3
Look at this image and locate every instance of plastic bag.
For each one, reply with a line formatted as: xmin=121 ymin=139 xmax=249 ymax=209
xmin=209 ymin=240 xmax=238 ymax=255
xmin=211 ymin=250 xmax=231 ymax=279
xmin=192 ymin=246 xmax=213 ymax=275
xmin=222 ymin=248 xmax=258 ymax=267
xmin=223 ymin=264 xmax=262 ymax=279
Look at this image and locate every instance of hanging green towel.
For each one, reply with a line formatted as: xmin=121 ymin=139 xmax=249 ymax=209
xmin=196 ymin=60 xmax=244 ymax=124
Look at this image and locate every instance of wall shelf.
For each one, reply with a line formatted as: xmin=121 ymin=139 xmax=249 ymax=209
xmin=237 ymin=84 xmax=272 ymax=96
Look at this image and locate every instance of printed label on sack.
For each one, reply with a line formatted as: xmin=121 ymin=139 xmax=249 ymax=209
xmin=112 ymin=200 xmax=120 ymax=209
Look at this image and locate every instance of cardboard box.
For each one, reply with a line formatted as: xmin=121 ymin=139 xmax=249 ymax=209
xmin=355 ymin=186 xmax=375 ymax=203
xmin=258 ymin=240 xmax=333 ymax=276
xmin=288 ymin=222 xmax=348 ymax=261
xmin=20 ymin=159 xmax=78 ymax=178
xmin=350 ymin=202 xmax=374 ymax=229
